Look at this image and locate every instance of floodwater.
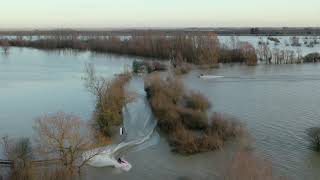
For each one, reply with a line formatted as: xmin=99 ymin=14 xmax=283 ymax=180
xmin=1 ymin=47 xmax=320 ymax=179
xmin=184 ymin=64 xmax=320 ymax=180
xmin=219 ymin=36 xmax=320 ymax=56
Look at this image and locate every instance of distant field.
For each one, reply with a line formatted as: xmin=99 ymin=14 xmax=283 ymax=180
xmin=1 ymin=27 xmax=320 ymax=36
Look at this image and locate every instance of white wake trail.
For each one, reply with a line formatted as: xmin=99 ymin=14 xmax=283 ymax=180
xmin=83 ymin=96 xmax=159 ymax=171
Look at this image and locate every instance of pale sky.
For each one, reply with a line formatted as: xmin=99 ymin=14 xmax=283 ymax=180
xmin=1 ymin=0 xmax=320 ymax=28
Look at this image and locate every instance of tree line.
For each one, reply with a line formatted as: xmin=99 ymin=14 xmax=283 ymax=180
xmin=0 ymin=33 xmax=258 ymax=66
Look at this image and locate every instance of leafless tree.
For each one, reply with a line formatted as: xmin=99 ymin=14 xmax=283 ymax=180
xmin=229 ymin=36 xmax=240 ymax=50
xmin=257 ymin=43 xmax=272 ymax=64
xmin=296 ymin=48 xmax=303 ymax=64
xmin=197 ymin=33 xmax=220 ymax=64
xmin=240 ymin=42 xmax=258 ymax=66
xmin=288 ymin=50 xmax=296 ymax=64
xmin=279 ymin=50 xmax=285 ymax=64
xmin=33 ymin=112 xmax=103 ymax=174
xmin=273 ymin=48 xmax=280 ymax=64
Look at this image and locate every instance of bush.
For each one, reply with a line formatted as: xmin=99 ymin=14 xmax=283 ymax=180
xmin=132 ymin=60 xmax=146 ymax=73
xmin=173 ymin=62 xmax=192 ymax=75
xmin=145 ymin=75 xmax=243 ymax=155
xmin=268 ymin=37 xmax=280 ymax=43
xmin=132 ymin=60 xmax=167 ymax=74
xmin=208 ymin=113 xmax=243 ymax=141
xmin=94 ymin=73 xmax=132 ymax=136
xmin=307 ymin=127 xmax=320 ymax=151
xmin=304 ymin=52 xmax=320 ymax=63
xmin=84 ymin=63 xmax=132 ymax=137
xmin=169 ymin=126 xmax=199 ymax=154
xmin=240 ymin=42 xmax=258 ymax=66
xmin=184 ymin=91 xmax=210 ymax=112
xmin=177 ymin=107 xmax=208 ymax=130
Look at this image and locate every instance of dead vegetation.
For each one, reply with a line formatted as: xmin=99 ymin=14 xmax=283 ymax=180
xmin=33 ymin=112 xmax=102 ymax=174
xmin=1 ymin=112 xmax=107 ymax=180
xmin=1 ymin=33 xmax=259 ymax=67
xmin=145 ymin=74 xmax=243 ymax=155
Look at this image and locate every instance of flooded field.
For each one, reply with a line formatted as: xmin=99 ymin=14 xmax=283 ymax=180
xmin=1 ymin=46 xmax=320 ymax=179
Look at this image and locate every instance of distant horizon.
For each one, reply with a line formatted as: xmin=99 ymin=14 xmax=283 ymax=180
xmin=1 ymin=26 xmax=320 ymax=31
xmin=2 ymin=0 xmax=320 ymax=29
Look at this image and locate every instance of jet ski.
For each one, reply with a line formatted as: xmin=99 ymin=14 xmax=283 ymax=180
xmin=83 ymin=148 xmax=132 ymax=171
xmin=199 ymin=74 xmax=224 ymax=79
xmin=115 ymin=157 xmax=132 ymax=172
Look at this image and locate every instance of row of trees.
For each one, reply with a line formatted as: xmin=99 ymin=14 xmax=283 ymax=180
xmin=256 ymin=41 xmax=320 ymax=64
xmin=1 ymin=34 xmax=258 ymax=66
xmin=219 ymin=36 xmax=258 ymax=65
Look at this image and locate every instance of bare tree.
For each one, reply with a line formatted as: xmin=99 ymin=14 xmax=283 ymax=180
xmin=33 ymin=112 xmax=102 ymax=174
xmin=279 ymin=50 xmax=285 ymax=64
xmin=273 ymin=48 xmax=280 ymax=64
xmin=296 ymin=48 xmax=303 ymax=64
xmin=240 ymin=42 xmax=258 ymax=66
xmin=257 ymin=43 xmax=272 ymax=64
xmin=288 ymin=50 xmax=296 ymax=64
xmin=197 ymin=33 xmax=220 ymax=64
xmin=229 ymin=36 xmax=240 ymax=50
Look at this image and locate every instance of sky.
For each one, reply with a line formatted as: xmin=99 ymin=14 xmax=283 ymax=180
xmin=1 ymin=0 xmax=320 ymax=29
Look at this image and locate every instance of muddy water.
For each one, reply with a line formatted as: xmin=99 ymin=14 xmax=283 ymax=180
xmin=1 ymin=48 xmax=320 ymax=179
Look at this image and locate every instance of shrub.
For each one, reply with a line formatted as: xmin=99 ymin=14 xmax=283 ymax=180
xmin=307 ymin=127 xmax=320 ymax=151
xmin=152 ymin=61 xmax=167 ymax=71
xmin=145 ymin=74 xmax=243 ymax=155
xmin=169 ymin=126 xmax=199 ymax=154
xmin=184 ymin=91 xmax=210 ymax=112
xmin=240 ymin=42 xmax=258 ymax=66
xmin=93 ymin=73 xmax=131 ymax=136
xmin=173 ymin=62 xmax=193 ymax=75
xmin=132 ymin=60 xmax=167 ymax=74
xmin=208 ymin=113 xmax=243 ymax=141
xmin=132 ymin=60 xmax=145 ymax=73
xmin=267 ymin=37 xmax=280 ymax=43
xmin=84 ymin=63 xmax=132 ymax=137
xmin=177 ymin=107 xmax=208 ymax=130
xmin=304 ymin=52 xmax=320 ymax=63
